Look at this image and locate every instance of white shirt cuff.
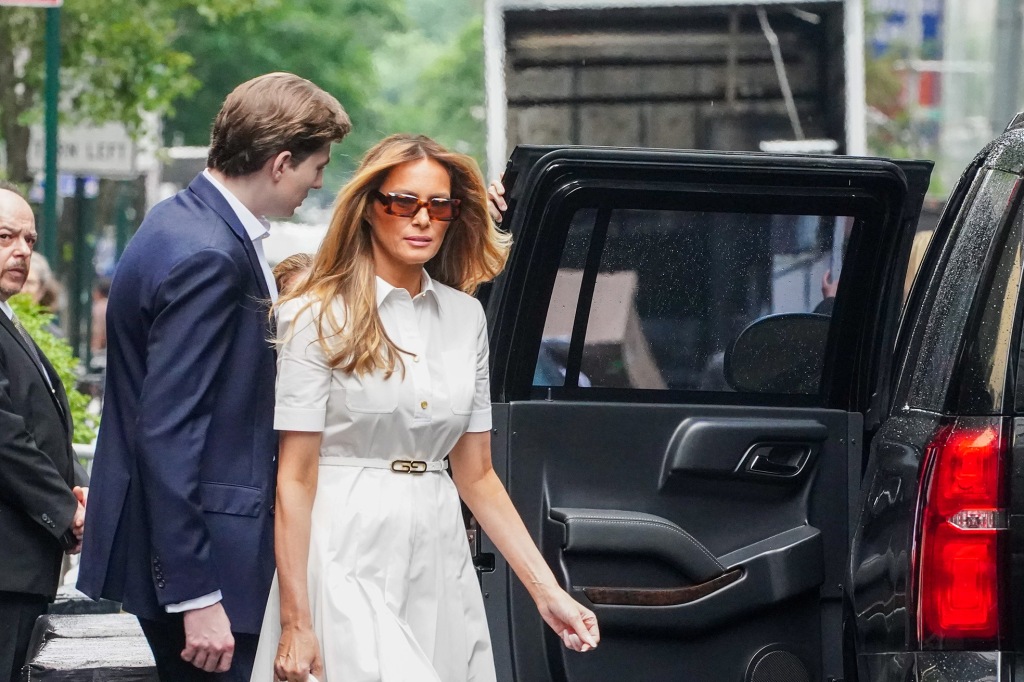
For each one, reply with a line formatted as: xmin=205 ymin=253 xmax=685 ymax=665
xmin=466 ymin=408 xmax=492 ymax=433
xmin=166 ymin=590 xmax=223 ymax=613
xmin=275 ymin=407 xmax=326 ymax=432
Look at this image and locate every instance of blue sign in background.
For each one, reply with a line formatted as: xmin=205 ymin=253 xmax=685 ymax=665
xmin=870 ymin=0 xmax=943 ymax=57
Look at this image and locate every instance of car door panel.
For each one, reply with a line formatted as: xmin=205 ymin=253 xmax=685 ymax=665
xmin=493 ymin=402 xmax=854 ymax=680
xmin=479 ymin=147 xmax=928 ymax=682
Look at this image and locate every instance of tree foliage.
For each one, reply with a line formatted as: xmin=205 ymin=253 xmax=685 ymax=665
xmin=165 ymin=0 xmax=483 ymax=198
xmin=412 ymin=17 xmax=486 ymax=165
xmin=0 ymin=0 xmax=258 ymax=182
xmin=0 ymin=0 xmax=486 ymax=187
xmin=164 ymin=0 xmax=406 ymax=177
xmin=372 ymin=0 xmax=486 ymax=170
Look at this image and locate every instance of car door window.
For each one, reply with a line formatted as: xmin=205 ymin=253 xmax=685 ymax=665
xmin=533 ymin=196 xmax=854 ymax=399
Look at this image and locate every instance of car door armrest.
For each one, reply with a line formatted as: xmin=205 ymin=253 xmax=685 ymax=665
xmin=550 ymin=507 xmax=725 ymax=583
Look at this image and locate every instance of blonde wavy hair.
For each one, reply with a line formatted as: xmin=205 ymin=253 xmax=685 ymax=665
xmin=280 ymin=134 xmax=511 ymax=377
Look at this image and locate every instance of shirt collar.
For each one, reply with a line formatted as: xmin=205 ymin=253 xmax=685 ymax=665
xmin=202 ymin=169 xmax=271 ymax=242
xmin=0 ymin=299 xmax=11 ymax=320
xmin=375 ymin=270 xmax=437 ymax=309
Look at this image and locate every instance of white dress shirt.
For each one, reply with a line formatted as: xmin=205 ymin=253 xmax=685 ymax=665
xmin=202 ymin=169 xmax=279 ymax=303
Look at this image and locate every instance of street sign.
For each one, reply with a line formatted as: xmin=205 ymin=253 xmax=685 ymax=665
xmin=0 ymin=0 xmax=63 ymax=6
xmin=28 ymin=123 xmax=137 ymax=177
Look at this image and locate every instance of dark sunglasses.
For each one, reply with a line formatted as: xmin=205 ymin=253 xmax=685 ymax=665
xmin=374 ymin=191 xmax=461 ymax=221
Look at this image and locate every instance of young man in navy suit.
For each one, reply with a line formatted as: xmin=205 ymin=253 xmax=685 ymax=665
xmin=78 ymin=73 xmax=351 ymax=681
xmin=0 ymin=186 xmax=87 ymax=682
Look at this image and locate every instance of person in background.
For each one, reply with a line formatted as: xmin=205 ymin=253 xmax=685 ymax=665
xmin=89 ymin=277 xmax=111 ymax=356
xmin=815 ymin=269 xmax=840 ymax=315
xmin=0 ymin=185 xmax=86 ymax=682
xmin=23 ymin=252 xmax=64 ymax=340
xmin=23 ymin=252 xmax=61 ymax=311
xmin=272 ymin=253 xmax=313 ymax=296
xmin=78 ymin=72 xmax=352 ymax=682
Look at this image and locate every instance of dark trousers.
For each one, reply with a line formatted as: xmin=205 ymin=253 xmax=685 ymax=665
xmin=0 ymin=592 xmax=48 ymax=682
xmin=138 ymin=616 xmax=259 ymax=682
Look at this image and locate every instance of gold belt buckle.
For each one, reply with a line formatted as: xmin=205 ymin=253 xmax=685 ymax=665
xmin=391 ymin=459 xmax=428 ymax=474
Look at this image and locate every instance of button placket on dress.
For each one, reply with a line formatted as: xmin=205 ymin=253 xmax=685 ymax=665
xmin=393 ymin=290 xmax=433 ymax=424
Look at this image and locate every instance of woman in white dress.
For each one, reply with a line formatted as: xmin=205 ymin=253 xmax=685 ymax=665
xmin=251 ymin=134 xmax=600 ymax=682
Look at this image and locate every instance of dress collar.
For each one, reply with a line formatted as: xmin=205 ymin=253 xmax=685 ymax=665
xmin=375 ymin=270 xmax=437 ymax=309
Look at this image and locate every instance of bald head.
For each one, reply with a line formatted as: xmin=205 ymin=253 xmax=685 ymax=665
xmin=0 ymin=189 xmax=38 ymax=301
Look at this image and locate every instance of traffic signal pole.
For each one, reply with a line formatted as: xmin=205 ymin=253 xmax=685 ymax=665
xmin=43 ymin=5 xmax=59 ymax=264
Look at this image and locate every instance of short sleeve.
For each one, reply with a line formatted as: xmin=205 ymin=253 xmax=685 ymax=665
xmin=466 ymin=301 xmax=492 ymax=433
xmin=274 ymin=297 xmax=332 ymax=431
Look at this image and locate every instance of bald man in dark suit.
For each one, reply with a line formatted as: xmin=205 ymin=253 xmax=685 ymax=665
xmin=0 ymin=186 xmax=86 ymax=682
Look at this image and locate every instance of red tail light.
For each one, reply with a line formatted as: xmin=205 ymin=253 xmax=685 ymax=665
xmin=916 ymin=419 xmax=1007 ymax=646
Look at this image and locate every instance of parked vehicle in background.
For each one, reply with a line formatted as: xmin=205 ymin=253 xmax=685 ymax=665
xmin=473 ymin=112 xmax=1024 ymax=681
xmin=484 ymin=0 xmax=868 ymax=180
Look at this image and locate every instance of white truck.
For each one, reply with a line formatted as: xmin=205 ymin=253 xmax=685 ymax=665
xmin=484 ymin=0 xmax=867 ymax=179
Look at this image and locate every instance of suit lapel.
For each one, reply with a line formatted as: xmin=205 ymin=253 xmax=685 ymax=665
xmin=0 ymin=313 xmax=70 ymax=432
xmin=39 ymin=351 xmax=72 ymax=433
xmin=187 ymin=173 xmax=272 ymax=301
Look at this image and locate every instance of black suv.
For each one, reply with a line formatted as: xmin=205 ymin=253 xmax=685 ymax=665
xmin=474 ymin=115 xmax=1024 ymax=682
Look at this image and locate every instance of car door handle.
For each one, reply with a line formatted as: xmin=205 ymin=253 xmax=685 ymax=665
xmin=743 ymin=443 xmax=812 ymax=478
xmin=660 ymin=417 xmax=826 ymax=488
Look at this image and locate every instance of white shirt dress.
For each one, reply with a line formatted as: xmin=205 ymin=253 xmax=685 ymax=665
xmin=250 ymin=274 xmax=496 ymax=682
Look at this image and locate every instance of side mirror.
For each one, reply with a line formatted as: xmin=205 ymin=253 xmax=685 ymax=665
xmin=724 ymin=313 xmax=831 ymax=394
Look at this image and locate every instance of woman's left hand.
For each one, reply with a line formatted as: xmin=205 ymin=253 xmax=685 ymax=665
xmin=533 ymin=583 xmax=600 ymax=652
xmin=487 ymin=175 xmax=506 ymax=225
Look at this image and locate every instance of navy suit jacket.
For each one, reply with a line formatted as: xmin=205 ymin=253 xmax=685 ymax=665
xmin=79 ymin=173 xmax=278 ymax=634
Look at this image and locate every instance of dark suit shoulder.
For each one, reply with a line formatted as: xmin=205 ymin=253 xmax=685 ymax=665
xmin=114 ymin=189 xmax=248 ymax=299
xmin=124 ymin=189 xmax=239 ymax=257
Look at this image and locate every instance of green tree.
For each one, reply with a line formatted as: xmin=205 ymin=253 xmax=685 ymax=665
xmin=372 ymin=3 xmax=486 ymax=169
xmin=165 ymin=0 xmax=406 ymax=180
xmin=411 ymin=17 xmax=486 ymax=165
xmin=404 ymin=0 xmax=481 ymax=43
xmin=0 ymin=0 xmax=256 ymax=183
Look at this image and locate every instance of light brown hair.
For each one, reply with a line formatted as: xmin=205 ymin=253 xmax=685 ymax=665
xmin=29 ymin=251 xmax=61 ymax=310
xmin=273 ymin=252 xmax=314 ymax=294
xmin=207 ymin=72 xmax=351 ymax=177
xmin=281 ymin=134 xmax=511 ymax=377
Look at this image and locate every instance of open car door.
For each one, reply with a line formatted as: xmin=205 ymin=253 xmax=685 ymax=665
xmin=475 ymin=146 xmax=931 ymax=682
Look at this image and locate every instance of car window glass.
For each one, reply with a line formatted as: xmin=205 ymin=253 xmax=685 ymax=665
xmin=957 ymin=201 xmax=1024 ymax=414
xmin=901 ymin=224 xmax=937 ymax=307
xmin=903 ymin=169 xmax=1020 ymax=411
xmin=534 ymin=209 xmax=595 ymax=387
xmin=533 ymin=203 xmax=854 ymax=395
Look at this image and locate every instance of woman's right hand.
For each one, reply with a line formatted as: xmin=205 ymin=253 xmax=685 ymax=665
xmin=274 ymin=623 xmax=323 ymax=682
